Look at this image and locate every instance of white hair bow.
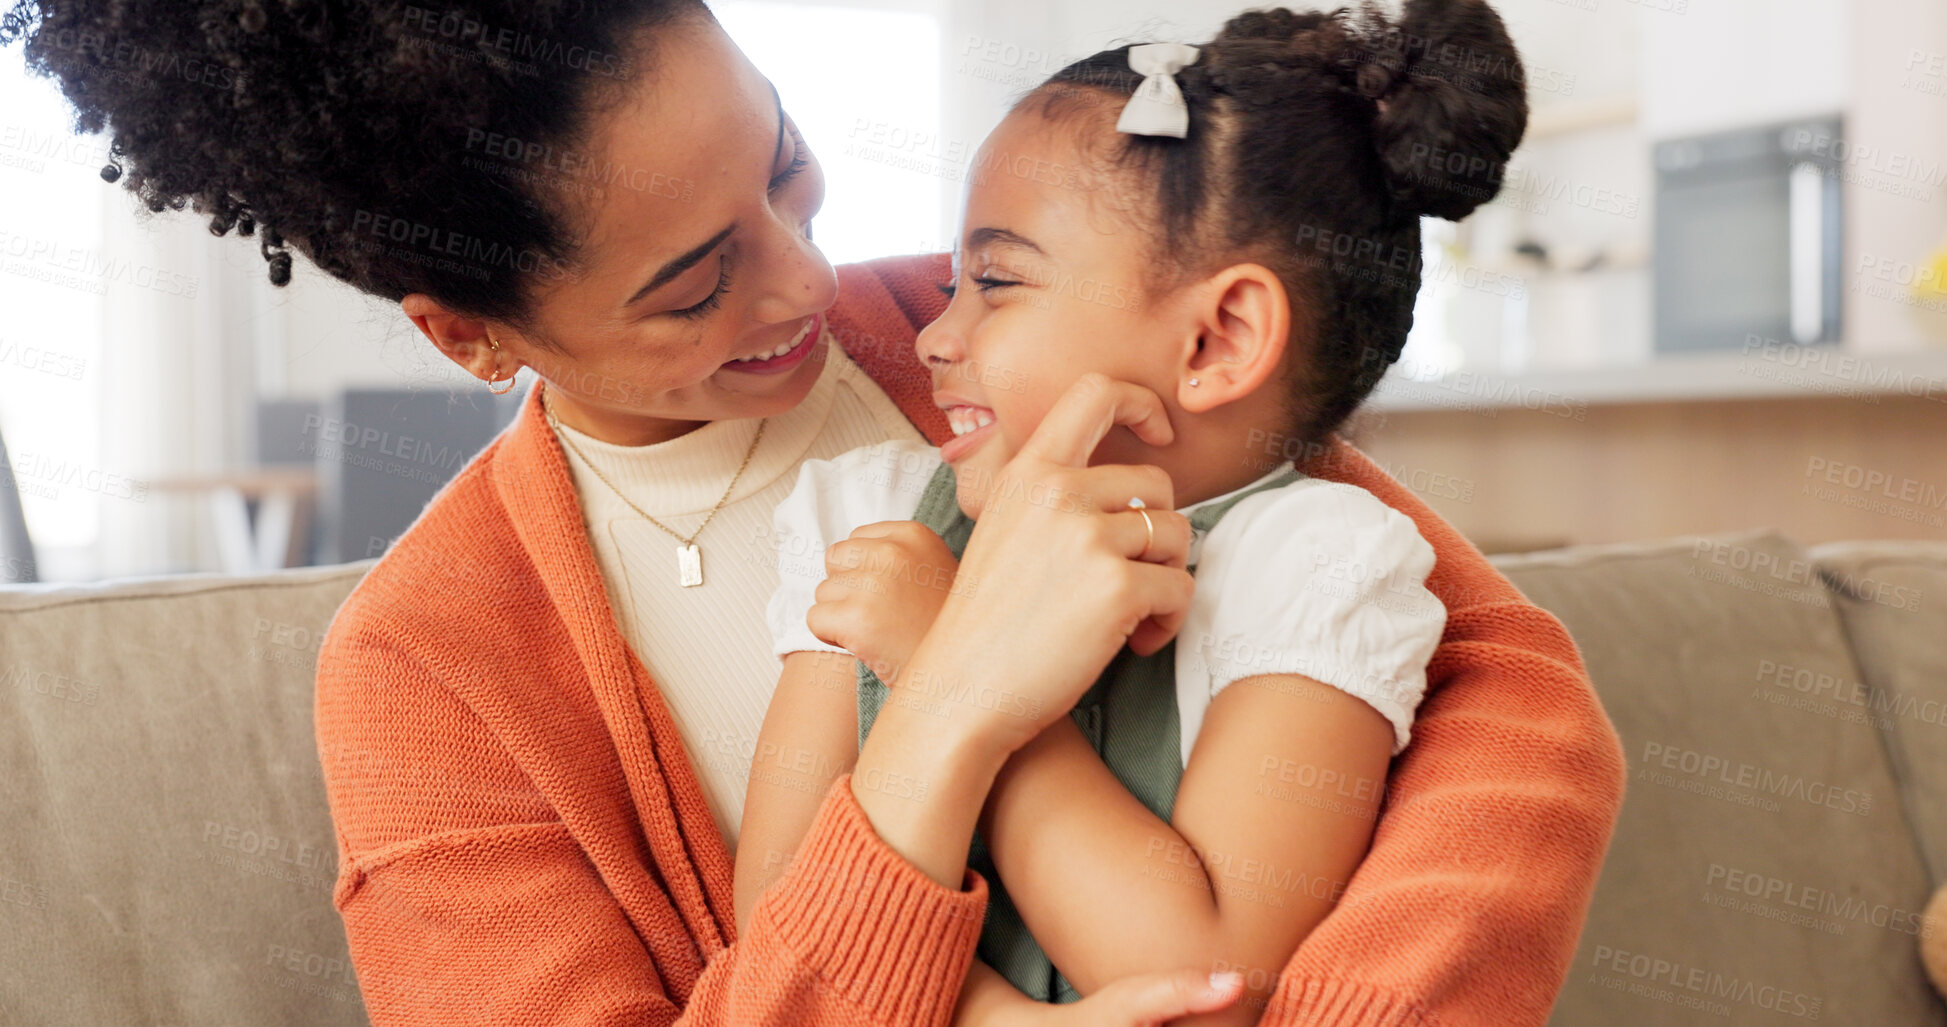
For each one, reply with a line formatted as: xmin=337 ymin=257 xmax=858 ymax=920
xmin=1116 ymin=43 xmax=1201 ymax=139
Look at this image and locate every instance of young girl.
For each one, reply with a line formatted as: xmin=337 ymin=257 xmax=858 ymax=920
xmin=738 ymin=0 xmax=1526 ymax=1020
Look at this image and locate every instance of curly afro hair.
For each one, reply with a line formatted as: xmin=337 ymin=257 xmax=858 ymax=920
xmin=1021 ymin=0 xmax=1527 ymax=445
xmin=1 ymin=0 xmax=707 ymax=324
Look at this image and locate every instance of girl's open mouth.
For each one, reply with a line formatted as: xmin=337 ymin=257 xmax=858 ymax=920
xmin=720 ymin=314 xmax=822 ymax=375
xmin=939 ymin=404 xmax=997 ymax=463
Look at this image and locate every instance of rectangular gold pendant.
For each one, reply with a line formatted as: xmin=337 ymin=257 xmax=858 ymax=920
xmin=677 ymin=543 xmax=703 ymax=587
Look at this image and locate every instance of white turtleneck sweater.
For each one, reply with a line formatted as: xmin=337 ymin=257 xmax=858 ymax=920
xmin=548 ymin=337 xmax=925 ymax=851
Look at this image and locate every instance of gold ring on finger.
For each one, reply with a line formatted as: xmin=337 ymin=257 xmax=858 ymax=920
xmin=1127 ymin=497 xmax=1155 ymax=561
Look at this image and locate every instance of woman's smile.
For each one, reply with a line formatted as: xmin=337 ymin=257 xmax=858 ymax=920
xmin=720 ymin=312 xmax=824 ymax=376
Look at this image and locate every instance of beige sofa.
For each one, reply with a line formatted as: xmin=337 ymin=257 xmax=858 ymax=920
xmin=3 ymin=531 xmax=1944 ymax=1025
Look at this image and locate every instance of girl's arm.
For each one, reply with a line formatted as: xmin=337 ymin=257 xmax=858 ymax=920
xmin=955 ymin=961 xmax=1046 ymax=1023
xmin=733 ymin=651 xmax=861 ymax=934
xmin=974 ymin=477 xmax=1434 ymax=1024
xmin=980 ymin=675 xmax=1392 ymax=1024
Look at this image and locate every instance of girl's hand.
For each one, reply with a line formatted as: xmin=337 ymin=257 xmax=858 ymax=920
xmin=905 ymin=373 xmax=1196 ymax=755
xmin=806 ymin=520 xmax=960 ymax=685
xmin=1033 ymin=969 xmax=1244 ymax=1026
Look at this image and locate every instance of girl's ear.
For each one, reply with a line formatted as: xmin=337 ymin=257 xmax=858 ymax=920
xmin=1176 ymin=263 xmax=1291 ymax=414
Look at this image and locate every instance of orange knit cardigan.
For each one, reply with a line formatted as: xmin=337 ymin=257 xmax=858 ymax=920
xmin=315 ymin=253 xmax=1626 ymax=1027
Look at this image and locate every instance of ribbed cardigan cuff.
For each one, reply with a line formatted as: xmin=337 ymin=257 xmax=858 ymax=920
xmin=756 ymin=774 xmax=987 ymax=1026
xmin=1270 ymin=978 xmax=1432 ymax=1027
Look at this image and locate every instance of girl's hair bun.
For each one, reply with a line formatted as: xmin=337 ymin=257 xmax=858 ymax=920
xmin=1203 ymin=0 xmax=1527 ymax=221
xmin=1200 ymin=8 xmax=1340 ymax=108
xmin=1356 ymin=0 xmax=1529 ymax=220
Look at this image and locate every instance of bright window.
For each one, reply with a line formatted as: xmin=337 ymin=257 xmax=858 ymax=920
xmin=0 ymin=49 xmax=106 ymax=562
xmin=712 ymin=1 xmax=950 ymax=265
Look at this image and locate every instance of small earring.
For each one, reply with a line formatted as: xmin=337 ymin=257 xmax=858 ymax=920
xmin=1187 ymin=377 xmax=1200 ymax=387
xmin=486 ymin=337 xmax=517 ymax=395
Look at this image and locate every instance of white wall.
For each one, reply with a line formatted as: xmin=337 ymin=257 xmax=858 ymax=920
xmin=1845 ymin=0 xmax=1947 ymax=352
xmin=1637 ymin=0 xmax=1849 ymax=141
xmin=269 ymin=264 xmax=447 ymax=401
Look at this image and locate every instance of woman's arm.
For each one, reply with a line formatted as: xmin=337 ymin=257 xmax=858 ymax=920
xmin=731 ymin=656 xmax=1054 ymax=1027
xmin=980 ymin=676 xmax=1392 ymax=1024
xmin=1263 ymin=440 xmax=1627 ymax=1027
xmin=733 ymin=651 xmax=861 ymax=934
xmin=319 ymin=626 xmax=989 ymax=1027
xmin=729 ymin=647 xmax=1073 ymax=1027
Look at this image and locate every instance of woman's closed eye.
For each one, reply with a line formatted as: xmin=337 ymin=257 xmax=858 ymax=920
xmin=770 ymin=117 xmax=814 ymax=193
xmin=670 ymin=258 xmax=732 ymax=320
xmin=770 ymin=133 xmax=809 ymax=191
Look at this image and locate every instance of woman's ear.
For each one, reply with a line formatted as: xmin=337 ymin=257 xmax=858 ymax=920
xmin=402 ymin=293 xmax=509 ymax=384
xmin=1176 ymin=264 xmax=1291 ymax=414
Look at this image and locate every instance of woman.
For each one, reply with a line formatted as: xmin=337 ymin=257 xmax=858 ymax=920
xmin=4 ymin=1 xmax=1626 ymax=1024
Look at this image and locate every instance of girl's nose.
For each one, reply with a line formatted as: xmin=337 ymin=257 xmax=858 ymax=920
xmin=915 ymin=302 xmax=968 ymax=369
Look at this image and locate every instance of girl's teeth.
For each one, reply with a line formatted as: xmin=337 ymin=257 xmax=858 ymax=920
xmin=947 ymin=406 xmax=995 ymax=437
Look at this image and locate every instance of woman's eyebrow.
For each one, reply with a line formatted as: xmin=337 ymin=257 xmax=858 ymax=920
xmin=626 ymin=222 xmax=737 ymax=308
xmin=966 ymin=227 xmax=1044 ymax=254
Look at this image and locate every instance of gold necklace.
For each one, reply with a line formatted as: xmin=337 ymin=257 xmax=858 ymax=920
xmin=541 ymin=386 xmax=766 ymax=588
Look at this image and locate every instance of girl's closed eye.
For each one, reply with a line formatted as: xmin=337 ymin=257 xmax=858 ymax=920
xmin=936 ymin=275 xmax=1023 ymax=300
xmin=973 ymin=274 xmax=1024 ymax=292
xmin=937 ymin=264 xmax=1031 ymax=301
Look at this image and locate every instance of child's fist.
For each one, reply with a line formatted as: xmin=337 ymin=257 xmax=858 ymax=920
xmin=806 ymin=520 xmax=965 ymax=685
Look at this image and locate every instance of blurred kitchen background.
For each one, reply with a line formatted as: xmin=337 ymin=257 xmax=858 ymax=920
xmin=2 ymin=0 xmax=1944 ymax=581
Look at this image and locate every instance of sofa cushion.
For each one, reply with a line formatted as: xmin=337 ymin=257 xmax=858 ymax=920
xmin=1 ymin=561 xmax=374 ymax=1027
xmin=1810 ymin=540 xmax=1947 ymax=880
xmin=1493 ymin=531 xmax=1943 ymax=1027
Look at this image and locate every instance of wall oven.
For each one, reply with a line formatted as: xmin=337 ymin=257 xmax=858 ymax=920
xmin=1653 ymin=115 xmax=1844 ymax=352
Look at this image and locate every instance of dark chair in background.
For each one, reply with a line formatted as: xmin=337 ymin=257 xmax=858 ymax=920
xmin=312 ymin=386 xmax=524 ymax=564
xmin=15 ymin=387 xmax=522 ymax=580
xmin=253 ymin=398 xmax=326 ymax=568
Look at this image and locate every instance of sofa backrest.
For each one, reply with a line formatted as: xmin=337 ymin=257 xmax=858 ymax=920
xmin=1496 ymin=531 xmax=1945 ymax=1027
xmin=0 ymin=561 xmax=373 ymax=1026
xmin=1812 ymin=540 xmax=1947 ymax=884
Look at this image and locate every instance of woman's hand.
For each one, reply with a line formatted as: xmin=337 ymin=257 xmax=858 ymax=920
xmin=1032 ymin=969 xmax=1244 ymax=1027
xmin=903 ymin=373 xmax=1197 ymax=755
xmin=843 ymin=374 xmax=1195 ymax=889
xmin=806 ymin=520 xmax=960 ymax=685
xmin=957 ymin=960 xmax=1244 ymax=1027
